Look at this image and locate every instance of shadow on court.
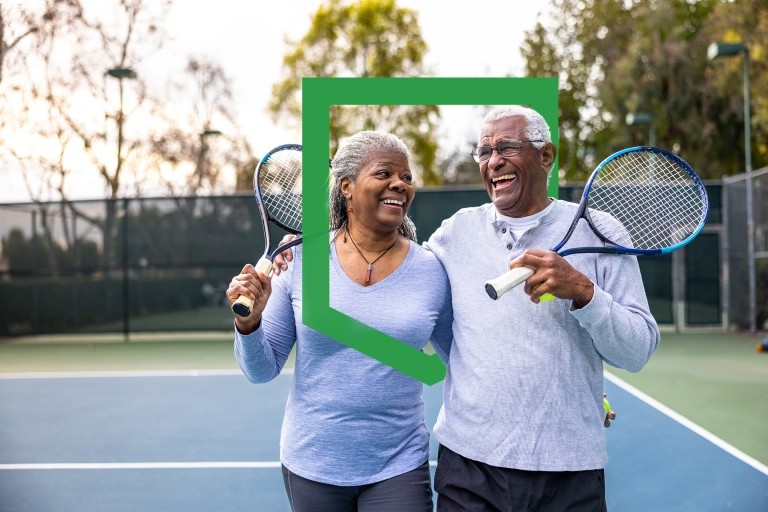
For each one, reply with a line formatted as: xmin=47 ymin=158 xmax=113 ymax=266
xmin=1 ymin=372 xmax=766 ymax=511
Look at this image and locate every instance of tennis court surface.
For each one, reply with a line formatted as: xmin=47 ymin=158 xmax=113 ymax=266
xmin=1 ymin=334 xmax=767 ymax=511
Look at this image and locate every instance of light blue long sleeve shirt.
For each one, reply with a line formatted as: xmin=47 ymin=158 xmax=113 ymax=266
xmin=424 ymin=200 xmax=659 ymax=471
xmin=234 ymin=238 xmax=453 ymax=485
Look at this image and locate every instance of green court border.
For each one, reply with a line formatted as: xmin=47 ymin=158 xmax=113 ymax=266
xmin=302 ymin=77 xmax=558 ymax=385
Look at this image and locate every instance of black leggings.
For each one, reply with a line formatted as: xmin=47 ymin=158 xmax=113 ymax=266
xmin=281 ymin=461 xmax=433 ymax=512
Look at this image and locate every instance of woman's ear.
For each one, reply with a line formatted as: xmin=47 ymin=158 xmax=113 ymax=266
xmin=340 ymin=176 xmax=353 ymax=198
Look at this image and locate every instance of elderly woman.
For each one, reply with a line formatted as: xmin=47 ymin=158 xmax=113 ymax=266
xmin=226 ymin=131 xmax=452 ymax=512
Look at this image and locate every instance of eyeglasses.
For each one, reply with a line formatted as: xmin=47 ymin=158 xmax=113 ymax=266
xmin=471 ymin=140 xmax=545 ymax=163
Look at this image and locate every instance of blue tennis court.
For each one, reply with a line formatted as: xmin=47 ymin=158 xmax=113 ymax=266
xmin=1 ymin=371 xmax=766 ymax=511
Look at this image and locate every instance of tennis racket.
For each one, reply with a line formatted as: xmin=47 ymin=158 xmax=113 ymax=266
xmin=232 ymin=144 xmax=303 ymax=317
xmin=485 ymin=146 xmax=709 ymax=300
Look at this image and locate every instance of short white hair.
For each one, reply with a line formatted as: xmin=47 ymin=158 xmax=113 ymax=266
xmin=481 ymin=106 xmax=551 ymax=149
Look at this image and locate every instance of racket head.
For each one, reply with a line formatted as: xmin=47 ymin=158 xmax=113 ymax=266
xmin=255 ymin=144 xmax=303 ymax=235
xmin=574 ymin=146 xmax=709 ymax=255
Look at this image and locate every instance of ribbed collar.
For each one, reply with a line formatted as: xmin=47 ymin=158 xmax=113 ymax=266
xmin=488 ymin=199 xmax=559 ymax=232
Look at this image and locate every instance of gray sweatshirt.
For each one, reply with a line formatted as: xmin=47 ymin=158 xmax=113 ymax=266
xmin=424 ymin=200 xmax=659 ymax=471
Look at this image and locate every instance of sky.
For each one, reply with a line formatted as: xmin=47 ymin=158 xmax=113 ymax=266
xmin=0 ymin=0 xmax=548 ymax=203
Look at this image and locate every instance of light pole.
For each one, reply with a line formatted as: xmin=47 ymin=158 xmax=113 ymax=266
xmin=105 ymin=67 xmax=138 ymax=343
xmin=625 ymin=111 xmax=656 ymax=147
xmin=105 ymin=67 xmax=138 ymax=192
xmin=196 ymin=128 xmax=222 ymax=189
xmin=627 ymin=111 xmax=682 ymax=327
xmin=708 ymin=41 xmax=755 ymax=333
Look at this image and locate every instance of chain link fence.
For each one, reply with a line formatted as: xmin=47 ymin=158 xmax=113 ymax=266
xmin=0 ymin=185 xmax=725 ymax=338
xmin=723 ymin=167 xmax=768 ymax=331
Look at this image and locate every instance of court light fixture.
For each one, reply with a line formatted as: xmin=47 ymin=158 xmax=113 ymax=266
xmin=708 ymin=40 xmax=755 ymax=333
xmin=707 ymin=42 xmax=745 ymax=61
xmin=106 ymin=67 xmax=138 ymax=79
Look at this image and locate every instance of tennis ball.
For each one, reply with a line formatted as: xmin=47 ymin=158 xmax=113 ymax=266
xmin=603 ymin=397 xmax=611 ymax=415
xmin=532 ymin=284 xmax=555 ymax=302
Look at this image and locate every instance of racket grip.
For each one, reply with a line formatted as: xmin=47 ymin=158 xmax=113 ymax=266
xmin=231 ymin=258 xmax=275 ymax=318
xmin=231 ymin=295 xmax=254 ymax=318
xmin=254 ymin=257 xmax=275 ymax=276
xmin=484 ymin=266 xmax=534 ymax=300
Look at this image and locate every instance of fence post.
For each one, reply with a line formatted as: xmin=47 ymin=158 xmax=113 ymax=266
xmin=122 ymin=198 xmax=130 ymax=342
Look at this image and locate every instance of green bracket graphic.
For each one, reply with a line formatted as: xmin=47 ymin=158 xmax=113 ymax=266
xmin=302 ymin=77 xmax=559 ymax=385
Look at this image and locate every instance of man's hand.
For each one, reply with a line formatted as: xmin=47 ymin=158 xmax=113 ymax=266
xmin=271 ymin=234 xmax=298 ymax=275
xmin=509 ymin=249 xmax=594 ymax=308
xmin=604 ymin=392 xmax=617 ymax=428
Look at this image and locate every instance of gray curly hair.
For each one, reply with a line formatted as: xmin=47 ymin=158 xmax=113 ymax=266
xmin=329 ymin=131 xmax=418 ymax=242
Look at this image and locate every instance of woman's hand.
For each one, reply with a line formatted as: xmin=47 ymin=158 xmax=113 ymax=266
xmin=226 ymin=264 xmax=272 ymax=334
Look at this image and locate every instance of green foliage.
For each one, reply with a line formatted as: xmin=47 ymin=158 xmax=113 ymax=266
xmin=268 ymin=0 xmax=442 ymax=185
xmin=0 ymin=196 xmax=262 ymax=335
xmin=0 ymin=274 xmax=213 ymax=335
xmin=113 ymin=198 xmax=260 ymax=268
xmin=2 ymin=228 xmax=100 ymax=273
xmin=522 ymin=0 xmax=767 ymax=182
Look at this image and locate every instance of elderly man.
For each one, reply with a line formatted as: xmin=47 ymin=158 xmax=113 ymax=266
xmin=426 ymin=105 xmax=659 ymax=511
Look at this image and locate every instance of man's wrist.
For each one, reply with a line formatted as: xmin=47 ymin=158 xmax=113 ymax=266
xmin=572 ymin=281 xmax=595 ymax=310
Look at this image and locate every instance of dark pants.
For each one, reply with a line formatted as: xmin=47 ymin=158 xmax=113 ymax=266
xmin=434 ymin=445 xmax=607 ymax=512
xmin=281 ymin=461 xmax=433 ymax=512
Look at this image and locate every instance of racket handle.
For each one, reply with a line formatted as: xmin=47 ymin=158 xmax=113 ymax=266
xmin=231 ymin=295 xmax=254 ymax=318
xmin=485 ymin=267 xmax=534 ymax=300
xmin=231 ymin=258 xmax=275 ymax=318
xmin=254 ymin=257 xmax=275 ymax=276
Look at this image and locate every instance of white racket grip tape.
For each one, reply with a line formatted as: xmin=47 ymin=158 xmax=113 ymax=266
xmin=254 ymin=257 xmax=275 ymax=276
xmin=231 ymin=257 xmax=275 ymax=317
xmin=484 ymin=266 xmax=534 ymax=300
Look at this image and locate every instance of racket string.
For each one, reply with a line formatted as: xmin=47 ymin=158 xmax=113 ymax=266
xmin=588 ymin=152 xmax=707 ymax=250
xmin=258 ymin=152 xmax=303 ymax=231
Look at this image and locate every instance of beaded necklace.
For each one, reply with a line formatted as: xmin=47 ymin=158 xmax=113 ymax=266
xmin=345 ymin=227 xmax=398 ymax=285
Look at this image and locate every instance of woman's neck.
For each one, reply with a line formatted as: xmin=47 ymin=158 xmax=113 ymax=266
xmin=343 ymin=222 xmax=400 ymax=254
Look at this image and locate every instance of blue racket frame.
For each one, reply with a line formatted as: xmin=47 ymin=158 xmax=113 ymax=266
xmin=557 ymin=146 xmax=709 ymax=257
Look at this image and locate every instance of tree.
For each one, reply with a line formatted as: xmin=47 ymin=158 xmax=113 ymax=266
xmin=148 ymin=56 xmax=253 ymax=197
xmin=0 ymin=0 xmax=84 ymax=84
xmin=267 ymin=0 xmax=442 ymax=185
xmin=702 ymin=0 xmax=768 ymax=176
xmin=521 ymin=0 xmax=767 ymax=182
xmin=439 ymin=146 xmax=484 ymax=186
xmin=0 ymin=0 xmax=254 ymax=272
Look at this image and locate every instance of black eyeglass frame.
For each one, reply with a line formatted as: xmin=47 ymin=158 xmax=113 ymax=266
xmin=471 ymin=139 xmax=546 ymax=163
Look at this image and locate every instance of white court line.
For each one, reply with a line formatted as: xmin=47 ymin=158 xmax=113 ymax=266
xmin=0 ymin=460 xmax=438 ymax=470
xmin=0 ymin=368 xmax=293 ymax=379
xmin=5 ymin=370 xmax=762 ymax=475
xmin=0 ymin=462 xmax=281 ymax=470
xmin=605 ymin=370 xmax=768 ymax=476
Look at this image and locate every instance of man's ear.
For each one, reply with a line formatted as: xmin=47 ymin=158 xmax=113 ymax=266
xmin=541 ymin=141 xmax=557 ymax=172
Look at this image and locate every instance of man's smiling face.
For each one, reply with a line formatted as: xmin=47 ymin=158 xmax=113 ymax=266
xmin=478 ymin=116 xmax=555 ymax=218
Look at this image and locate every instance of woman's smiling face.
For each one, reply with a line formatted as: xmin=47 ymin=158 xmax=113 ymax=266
xmin=342 ymin=150 xmax=415 ymax=232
